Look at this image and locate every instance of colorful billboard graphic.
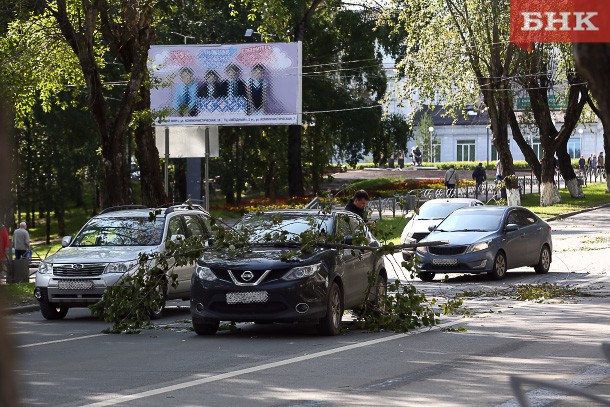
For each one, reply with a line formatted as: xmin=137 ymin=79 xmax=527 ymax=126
xmin=149 ymin=43 xmax=302 ymax=126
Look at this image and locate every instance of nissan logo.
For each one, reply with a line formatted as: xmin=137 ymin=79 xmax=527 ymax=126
xmin=241 ymin=271 xmax=254 ymax=281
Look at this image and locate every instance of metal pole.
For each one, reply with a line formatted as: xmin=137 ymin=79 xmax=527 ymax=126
xmin=486 ymin=127 xmax=490 ymax=167
xmin=204 ymin=127 xmax=210 ymax=211
xmin=164 ymin=127 xmax=169 ymax=196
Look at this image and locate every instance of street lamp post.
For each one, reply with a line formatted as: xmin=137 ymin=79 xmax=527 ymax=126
xmin=428 ymin=126 xmax=434 ymax=163
xmin=170 ymin=31 xmax=195 ymax=44
xmin=486 ymin=126 xmax=490 ymax=167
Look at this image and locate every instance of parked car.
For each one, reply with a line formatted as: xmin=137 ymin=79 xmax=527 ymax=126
xmin=415 ymin=206 xmax=552 ymax=281
xmin=34 ymin=204 xmax=212 ymax=320
xmin=401 ymin=198 xmax=484 ymax=260
xmin=190 ymin=209 xmax=386 ymax=336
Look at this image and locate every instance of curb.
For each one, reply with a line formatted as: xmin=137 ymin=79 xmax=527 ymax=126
xmin=7 ymin=304 xmax=39 ymax=315
xmin=545 ymin=202 xmax=610 ymax=222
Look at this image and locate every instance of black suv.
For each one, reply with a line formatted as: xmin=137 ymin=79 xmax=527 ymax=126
xmin=190 ymin=210 xmax=387 ymax=336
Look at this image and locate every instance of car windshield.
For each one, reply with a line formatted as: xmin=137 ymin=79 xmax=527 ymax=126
xmin=419 ymin=203 xmax=472 ymax=220
xmin=436 ymin=212 xmax=502 ymax=232
xmin=236 ymin=213 xmax=334 ymax=244
xmin=71 ymin=217 xmax=166 ymax=247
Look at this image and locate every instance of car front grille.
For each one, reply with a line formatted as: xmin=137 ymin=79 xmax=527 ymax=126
xmin=53 ymin=264 xmax=107 ymax=277
xmin=211 ymin=267 xmax=290 ymax=285
xmin=411 ymin=232 xmax=429 ymax=241
xmin=429 ymin=245 xmax=468 ymax=256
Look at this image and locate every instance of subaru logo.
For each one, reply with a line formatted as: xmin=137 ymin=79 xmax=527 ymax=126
xmin=71 ymin=264 xmax=83 ymax=270
xmin=241 ymin=271 xmax=254 ymax=281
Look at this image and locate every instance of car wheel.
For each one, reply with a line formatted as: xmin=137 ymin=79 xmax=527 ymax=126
xmin=192 ymin=318 xmax=220 ymax=335
xmin=40 ymin=300 xmax=69 ymax=320
xmin=147 ymin=278 xmax=167 ymax=320
xmin=488 ymin=251 xmax=507 ymax=280
xmin=319 ymin=281 xmax=343 ymax=336
xmin=534 ymin=245 xmax=551 ymax=274
xmin=370 ymin=273 xmax=388 ymax=312
xmin=418 ymin=272 xmax=435 ymax=282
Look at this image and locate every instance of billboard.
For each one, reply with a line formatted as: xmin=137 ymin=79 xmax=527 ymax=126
xmin=149 ymin=43 xmax=302 ymax=126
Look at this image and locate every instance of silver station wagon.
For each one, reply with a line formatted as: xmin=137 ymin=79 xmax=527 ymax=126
xmin=34 ymin=204 xmax=211 ymax=320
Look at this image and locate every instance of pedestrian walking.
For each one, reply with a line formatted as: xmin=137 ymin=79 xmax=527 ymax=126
xmin=587 ymin=154 xmax=593 ymax=172
xmin=578 ymin=155 xmax=586 ymax=175
xmin=444 ymin=165 xmax=458 ymax=196
xmin=13 ymin=222 xmax=30 ymax=260
xmin=598 ymin=151 xmax=605 ymax=178
xmin=592 ymin=154 xmax=598 ymax=174
xmin=472 ymin=162 xmax=487 ymax=194
xmin=495 ymin=159 xmax=503 ymax=182
xmin=397 ymin=152 xmax=405 ymax=170
xmin=388 ymin=153 xmax=395 ymax=169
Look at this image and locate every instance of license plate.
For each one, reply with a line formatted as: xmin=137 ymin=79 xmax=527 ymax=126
xmin=58 ymin=280 xmax=94 ymax=290
xmin=226 ymin=291 xmax=268 ymax=304
xmin=432 ymin=258 xmax=458 ymax=266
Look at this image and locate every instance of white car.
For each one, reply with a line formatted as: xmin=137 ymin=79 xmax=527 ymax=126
xmin=401 ymin=198 xmax=484 ymax=260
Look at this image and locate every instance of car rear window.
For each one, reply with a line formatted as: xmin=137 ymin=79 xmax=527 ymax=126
xmin=419 ymin=202 xmax=472 ymax=219
xmin=71 ymin=217 xmax=166 ymax=246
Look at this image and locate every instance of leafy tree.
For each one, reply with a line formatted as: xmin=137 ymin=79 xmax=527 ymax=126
xmin=574 ymin=44 xmax=610 ymax=193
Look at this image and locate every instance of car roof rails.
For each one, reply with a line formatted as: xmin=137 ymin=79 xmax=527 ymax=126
xmin=164 ymin=202 xmax=208 ymax=215
xmin=99 ymin=205 xmax=148 ymax=215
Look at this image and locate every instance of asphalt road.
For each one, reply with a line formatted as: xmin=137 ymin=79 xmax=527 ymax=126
xmin=7 ymin=207 xmax=610 ymax=407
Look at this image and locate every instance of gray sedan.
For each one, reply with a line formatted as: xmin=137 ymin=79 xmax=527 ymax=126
xmin=415 ymin=206 xmax=552 ymax=281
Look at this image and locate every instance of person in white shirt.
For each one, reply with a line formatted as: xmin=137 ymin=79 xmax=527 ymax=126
xmin=13 ymin=222 xmax=30 ymax=260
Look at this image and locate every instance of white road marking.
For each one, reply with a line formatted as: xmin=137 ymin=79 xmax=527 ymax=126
xmin=17 ymin=334 xmax=105 ymax=348
xmin=81 ymin=319 xmax=465 ymax=407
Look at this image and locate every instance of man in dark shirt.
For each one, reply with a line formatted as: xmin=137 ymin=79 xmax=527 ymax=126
xmin=345 ymin=190 xmax=370 ymax=221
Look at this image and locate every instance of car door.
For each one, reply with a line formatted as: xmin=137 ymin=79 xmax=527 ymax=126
xmin=502 ymin=210 xmax=527 ymax=269
xmin=334 ymin=214 xmax=360 ymax=307
xmin=165 ymin=215 xmax=190 ymax=296
xmin=515 ymin=209 xmax=543 ymax=265
xmin=348 ymin=215 xmax=375 ymax=304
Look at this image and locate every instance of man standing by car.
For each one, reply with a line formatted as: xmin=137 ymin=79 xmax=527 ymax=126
xmin=345 ymin=190 xmax=370 ymax=222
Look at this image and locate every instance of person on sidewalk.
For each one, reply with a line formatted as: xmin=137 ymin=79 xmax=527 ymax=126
xmin=444 ymin=165 xmax=458 ymax=196
xmin=472 ymin=162 xmax=487 ymax=194
xmin=13 ymin=222 xmax=30 ymax=260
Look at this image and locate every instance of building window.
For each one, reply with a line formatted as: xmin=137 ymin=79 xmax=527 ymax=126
xmin=457 ymin=139 xmax=475 ymax=161
xmin=568 ymin=138 xmax=581 ymax=158
xmin=491 ymin=140 xmax=511 ymax=161
xmin=431 ymin=141 xmax=441 ymax=163
xmin=530 ymin=137 xmax=541 ymax=159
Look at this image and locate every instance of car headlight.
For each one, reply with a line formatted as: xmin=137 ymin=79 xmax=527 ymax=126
xmin=38 ymin=261 xmax=53 ymax=274
xmin=104 ymin=260 xmax=139 ymax=274
xmin=466 ymin=241 xmax=489 ymax=253
xmin=416 ymin=246 xmax=428 ymax=254
xmin=195 ymin=265 xmax=217 ymax=281
xmin=282 ymin=263 xmax=321 ymax=281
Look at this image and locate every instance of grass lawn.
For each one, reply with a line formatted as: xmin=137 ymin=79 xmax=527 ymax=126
xmin=0 ymin=282 xmax=36 ymax=307
xmin=521 ymin=182 xmax=610 ymax=218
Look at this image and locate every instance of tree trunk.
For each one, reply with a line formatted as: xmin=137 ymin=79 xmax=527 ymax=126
xmin=557 ymin=137 xmax=584 ymax=198
xmin=134 ymin=86 xmax=167 ymax=207
xmin=287 ymin=124 xmax=304 ymax=196
xmin=264 ymin=160 xmax=276 ymax=198
xmin=506 ymin=188 xmax=521 ymax=206
xmin=574 ymin=44 xmax=610 ymax=193
xmin=540 ymin=181 xmax=561 ymax=206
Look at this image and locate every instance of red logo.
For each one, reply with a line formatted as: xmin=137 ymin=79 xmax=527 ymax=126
xmin=510 ymin=0 xmax=610 ymax=50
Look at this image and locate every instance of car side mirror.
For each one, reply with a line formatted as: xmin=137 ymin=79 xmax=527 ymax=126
xmin=343 ymin=235 xmax=353 ymax=245
xmin=504 ymin=224 xmax=519 ymax=232
xmin=428 ymin=224 xmax=437 ymax=232
xmin=206 ymin=237 xmax=215 ymax=247
xmin=61 ymin=236 xmax=72 ymax=247
xmin=170 ymin=234 xmax=185 ymax=242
